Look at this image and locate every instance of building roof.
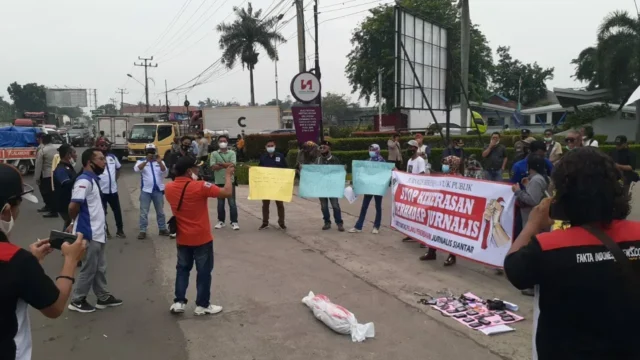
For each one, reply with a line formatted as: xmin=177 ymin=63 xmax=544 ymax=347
xmin=553 ymin=88 xmax=612 ymax=108
xmin=121 ymin=103 xmax=188 ymax=114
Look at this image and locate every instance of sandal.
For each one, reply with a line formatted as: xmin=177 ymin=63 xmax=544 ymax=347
xmin=444 ymin=255 xmax=457 ymax=267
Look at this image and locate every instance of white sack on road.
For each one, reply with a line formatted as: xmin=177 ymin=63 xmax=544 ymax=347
xmin=301 ymin=291 xmax=375 ymax=342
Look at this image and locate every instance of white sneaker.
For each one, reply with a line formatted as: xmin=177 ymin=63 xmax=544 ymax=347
xmin=348 ymin=228 xmax=362 ymax=233
xmin=194 ymin=304 xmax=223 ymax=316
xmin=372 ymin=228 xmax=380 ymax=234
xmin=170 ymin=233 xmax=176 ymax=239
xmin=169 ymin=302 xmax=185 ymax=314
xmin=231 ymin=222 xmax=240 ymax=230
xmin=214 ymin=221 xmax=225 ymax=229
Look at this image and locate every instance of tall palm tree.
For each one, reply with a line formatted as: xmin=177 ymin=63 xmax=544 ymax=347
xmin=217 ymin=3 xmax=286 ymax=106
xmin=572 ymin=10 xmax=640 ymax=137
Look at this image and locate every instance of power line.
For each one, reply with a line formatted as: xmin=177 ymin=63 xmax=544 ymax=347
xmin=154 ymin=0 xmax=213 ymax=56
xmin=319 ymin=0 xmax=360 ymax=9
xmin=144 ymin=0 xmax=194 ymax=54
xmin=317 ymin=0 xmax=387 ymax=14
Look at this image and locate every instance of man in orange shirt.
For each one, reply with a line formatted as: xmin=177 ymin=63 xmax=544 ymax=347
xmin=164 ymin=156 xmax=234 ymax=316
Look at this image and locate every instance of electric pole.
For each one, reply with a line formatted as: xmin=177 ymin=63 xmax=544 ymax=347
xmin=134 ymin=56 xmax=158 ymax=113
xmin=459 ymin=0 xmax=470 ymax=131
xmin=295 ymin=0 xmax=307 ymax=72
xmin=116 ymin=88 xmax=128 ymax=114
xmin=165 ymin=80 xmax=170 ymax=117
xmin=94 ymin=89 xmax=98 ymax=109
xmin=313 ymin=0 xmax=323 ymax=142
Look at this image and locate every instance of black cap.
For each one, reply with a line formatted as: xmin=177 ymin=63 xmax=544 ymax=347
xmin=615 ymin=135 xmax=628 ymax=144
xmin=521 ymin=129 xmax=531 ymax=135
xmin=0 ymin=164 xmax=38 ymax=205
xmin=320 ymin=140 xmax=331 ymax=147
xmin=174 ymin=156 xmax=203 ymax=176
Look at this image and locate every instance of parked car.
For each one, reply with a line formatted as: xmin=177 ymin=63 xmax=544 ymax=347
xmin=67 ymin=127 xmax=93 ymax=147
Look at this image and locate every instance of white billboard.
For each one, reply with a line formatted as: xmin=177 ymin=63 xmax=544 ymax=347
xmin=394 ymin=7 xmax=448 ymax=111
xmin=45 ymin=89 xmax=88 ymax=108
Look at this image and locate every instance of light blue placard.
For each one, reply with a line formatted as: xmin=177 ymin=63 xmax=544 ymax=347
xmin=352 ymin=160 xmax=395 ymax=196
xmin=299 ymin=164 xmax=346 ymax=198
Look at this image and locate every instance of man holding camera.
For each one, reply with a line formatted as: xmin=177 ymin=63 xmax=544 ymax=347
xmin=134 ymin=144 xmax=170 ymax=240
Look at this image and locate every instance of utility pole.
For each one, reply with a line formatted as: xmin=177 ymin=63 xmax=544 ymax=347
xmin=165 ymin=80 xmax=170 ymax=117
xmin=116 ymin=88 xmax=128 ymax=115
xmin=378 ymin=68 xmax=383 ymax=130
xmin=459 ymin=0 xmax=470 ymax=132
xmin=313 ymin=0 xmax=324 ymax=142
xmin=295 ymin=0 xmax=307 ymax=72
xmin=109 ymin=98 xmax=118 ymax=113
xmin=87 ymin=89 xmax=93 ymax=109
xmin=94 ymin=89 xmax=98 ymax=109
xmin=134 ymin=56 xmax=158 ymax=113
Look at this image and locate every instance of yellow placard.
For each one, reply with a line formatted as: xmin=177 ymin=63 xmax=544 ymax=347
xmin=248 ymin=167 xmax=296 ymax=202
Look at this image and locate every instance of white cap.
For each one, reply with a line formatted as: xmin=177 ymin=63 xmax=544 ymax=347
xmin=145 ymin=143 xmax=156 ymax=150
xmin=407 ymin=140 xmax=419 ymax=147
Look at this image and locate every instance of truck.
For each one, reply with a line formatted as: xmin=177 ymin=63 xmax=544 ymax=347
xmin=0 ymin=126 xmax=62 ymax=175
xmin=127 ymin=122 xmax=190 ymax=162
xmin=202 ymin=106 xmax=280 ymax=139
xmin=97 ymin=115 xmax=146 ymax=159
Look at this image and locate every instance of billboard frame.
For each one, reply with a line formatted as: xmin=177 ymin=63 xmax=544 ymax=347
xmin=45 ymin=88 xmax=88 ymax=108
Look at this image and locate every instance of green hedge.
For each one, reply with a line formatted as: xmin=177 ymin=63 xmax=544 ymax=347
xmin=287 ymin=134 xmax=608 ymax=152
xmin=286 ymin=144 xmax=633 ymax=173
xmin=243 ymin=134 xmax=296 ymax=161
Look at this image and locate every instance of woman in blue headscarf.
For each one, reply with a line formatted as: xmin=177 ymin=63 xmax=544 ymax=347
xmin=349 ymin=144 xmax=386 ymax=234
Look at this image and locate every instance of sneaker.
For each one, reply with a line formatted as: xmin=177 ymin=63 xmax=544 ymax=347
xmin=42 ymin=212 xmax=59 ymax=218
xmin=116 ymin=231 xmax=126 ymax=238
xmin=348 ymin=228 xmax=362 ymax=233
xmin=37 ymin=206 xmax=50 ymax=213
xmin=170 ymin=233 xmax=176 ymax=239
xmin=214 ymin=221 xmax=225 ymax=229
xmin=322 ymin=223 xmax=331 ymax=230
xmin=95 ymin=295 xmax=123 ymax=309
xmin=231 ymin=222 xmax=240 ymax=230
xmin=279 ymin=224 xmax=287 ymax=230
xmin=137 ymin=232 xmax=146 ymax=240
xmin=419 ymin=250 xmax=437 ymax=261
xmin=159 ymin=229 xmax=170 ymax=236
xmin=169 ymin=302 xmax=186 ymax=314
xmin=68 ymin=299 xmax=96 ymax=313
xmin=372 ymin=228 xmax=380 ymax=234
xmin=337 ymin=224 xmax=345 ymax=232
xmin=259 ymin=224 xmax=269 ymax=230
xmin=194 ymin=304 xmax=223 ymax=316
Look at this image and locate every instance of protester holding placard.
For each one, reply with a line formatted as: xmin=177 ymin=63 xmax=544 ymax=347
xmin=257 ymin=139 xmax=288 ymax=230
xmin=315 ymin=141 xmax=345 ymax=231
xmin=504 ymin=147 xmax=640 ymax=360
xmin=401 ymin=141 xmax=426 ymax=242
xmin=420 ymin=155 xmax=461 ymax=266
xmin=348 ymin=144 xmax=387 ymax=234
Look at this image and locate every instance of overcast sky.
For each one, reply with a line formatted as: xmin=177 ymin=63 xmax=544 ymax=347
xmin=2 ymin=0 xmax=637 ymax=111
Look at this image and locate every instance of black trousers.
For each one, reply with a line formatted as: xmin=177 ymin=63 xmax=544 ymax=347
xmin=102 ymin=193 xmax=124 ymax=232
xmin=59 ymin=211 xmax=72 ymax=232
xmin=39 ymin=177 xmax=55 ymax=211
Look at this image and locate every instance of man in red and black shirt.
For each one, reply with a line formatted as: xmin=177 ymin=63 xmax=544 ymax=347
xmin=0 ymin=164 xmax=86 ymax=360
xmin=505 ymin=147 xmax=640 ymax=360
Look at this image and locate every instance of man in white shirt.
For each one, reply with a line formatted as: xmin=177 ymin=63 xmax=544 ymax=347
xmin=402 ymin=140 xmax=426 ymax=242
xmin=68 ymin=148 xmax=123 ymax=313
xmin=96 ymin=140 xmax=125 ymax=238
xmin=134 ymin=144 xmax=170 ymax=240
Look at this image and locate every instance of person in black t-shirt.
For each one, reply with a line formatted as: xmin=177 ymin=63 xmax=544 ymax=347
xmin=0 ymin=164 xmax=87 ymax=360
xmin=504 ymin=147 xmax=640 ymax=360
xmin=610 ymin=135 xmax=638 ymax=194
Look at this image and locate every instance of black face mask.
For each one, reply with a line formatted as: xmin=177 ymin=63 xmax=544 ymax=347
xmin=91 ymin=162 xmax=105 ymax=176
xmin=407 ymin=149 xmax=416 ymax=156
xmin=181 ymin=145 xmax=190 ymax=151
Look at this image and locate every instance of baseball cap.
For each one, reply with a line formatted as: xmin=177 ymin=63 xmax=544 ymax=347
xmin=521 ymin=129 xmax=531 ymax=136
xmin=96 ymin=139 xmax=108 ymax=146
xmin=145 ymin=143 xmax=157 ymax=150
xmin=0 ymin=164 xmax=38 ymax=204
xmin=615 ymin=135 xmax=628 ymax=144
xmin=320 ymin=140 xmax=332 ymax=147
xmin=174 ymin=156 xmax=204 ymax=176
xmin=407 ymin=140 xmax=419 ymax=147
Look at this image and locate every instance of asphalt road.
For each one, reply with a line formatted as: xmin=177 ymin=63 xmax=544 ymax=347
xmin=11 ymin=159 xmax=187 ymax=360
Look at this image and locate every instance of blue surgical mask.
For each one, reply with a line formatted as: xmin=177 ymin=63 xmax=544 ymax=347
xmin=441 ymin=164 xmax=450 ymax=173
xmin=368 ymin=151 xmax=376 ymax=158
xmin=266 ymin=146 xmax=275 ymax=153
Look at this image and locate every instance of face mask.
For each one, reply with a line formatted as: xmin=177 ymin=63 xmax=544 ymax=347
xmin=218 ymin=142 xmax=228 ymax=149
xmin=454 ymin=146 xmax=460 ymax=149
xmin=181 ymin=145 xmax=190 ymax=151
xmin=190 ymin=171 xmax=199 ymax=181
xmin=91 ymin=162 xmax=105 ymax=176
xmin=441 ymin=164 xmax=450 ymax=173
xmin=266 ymin=146 xmax=275 ymax=153
xmin=0 ymin=204 xmax=14 ymax=235
xmin=407 ymin=149 xmax=416 ymax=156
xmin=544 ymin=137 xmax=552 ymax=142
xmin=369 ymin=151 xmax=377 ymax=158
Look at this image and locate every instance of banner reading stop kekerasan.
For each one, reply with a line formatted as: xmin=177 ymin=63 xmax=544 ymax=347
xmin=391 ymin=171 xmax=516 ymax=268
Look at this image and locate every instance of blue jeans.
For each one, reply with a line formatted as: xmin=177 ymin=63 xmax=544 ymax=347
xmin=174 ymin=241 xmax=214 ymax=307
xmin=355 ymin=195 xmax=383 ymax=230
xmin=320 ymin=198 xmax=343 ymax=225
xmin=216 ymin=184 xmax=238 ymax=223
xmin=139 ymin=190 xmax=167 ymax=232
xmin=485 ymin=169 xmax=503 ymax=182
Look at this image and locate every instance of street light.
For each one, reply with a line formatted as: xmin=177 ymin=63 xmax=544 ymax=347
xmin=127 ymin=74 xmax=145 ymax=87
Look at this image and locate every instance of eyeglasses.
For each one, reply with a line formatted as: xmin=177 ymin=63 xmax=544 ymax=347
xmin=565 ymin=138 xmax=576 ymax=143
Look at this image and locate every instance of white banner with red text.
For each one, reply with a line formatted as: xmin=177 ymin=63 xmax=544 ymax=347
xmin=391 ymin=171 xmax=516 ymax=268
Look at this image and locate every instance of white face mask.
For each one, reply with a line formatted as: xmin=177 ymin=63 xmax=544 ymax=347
xmin=70 ymin=159 xmax=76 ymax=167
xmin=190 ymin=171 xmax=198 ymax=181
xmin=0 ymin=204 xmax=14 ymax=235
xmin=218 ymin=142 xmax=228 ymax=149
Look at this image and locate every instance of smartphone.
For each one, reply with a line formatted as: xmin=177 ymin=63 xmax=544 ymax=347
xmin=478 ymin=319 xmax=491 ymax=326
xmin=49 ymin=230 xmax=77 ymax=250
xmin=453 ymin=313 xmax=467 ymax=319
xmin=466 ymin=310 xmax=478 ymax=316
xmin=469 ymin=322 xmax=483 ymax=328
xmin=462 ymin=318 xmax=474 ymax=323
xmin=501 ymin=315 xmax=515 ymax=322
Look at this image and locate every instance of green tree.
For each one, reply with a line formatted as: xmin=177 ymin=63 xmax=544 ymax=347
xmin=321 ymin=92 xmax=361 ymax=124
xmin=217 ymin=3 xmax=286 ymax=106
xmin=7 ymin=82 xmax=47 ymax=113
xmin=491 ymin=46 xmax=555 ymax=106
xmin=345 ymin=1 xmax=494 ymax=111
xmin=264 ymin=96 xmax=293 ymax=112
xmin=97 ymin=104 xmax=118 ymax=115
xmin=0 ymin=96 xmax=16 ymax=123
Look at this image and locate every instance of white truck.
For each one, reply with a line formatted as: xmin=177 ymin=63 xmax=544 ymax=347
xmin=97 ymin=116 xmax=145 ymax=160
xmin=202 ymin=106 xmax=280 ymax=139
